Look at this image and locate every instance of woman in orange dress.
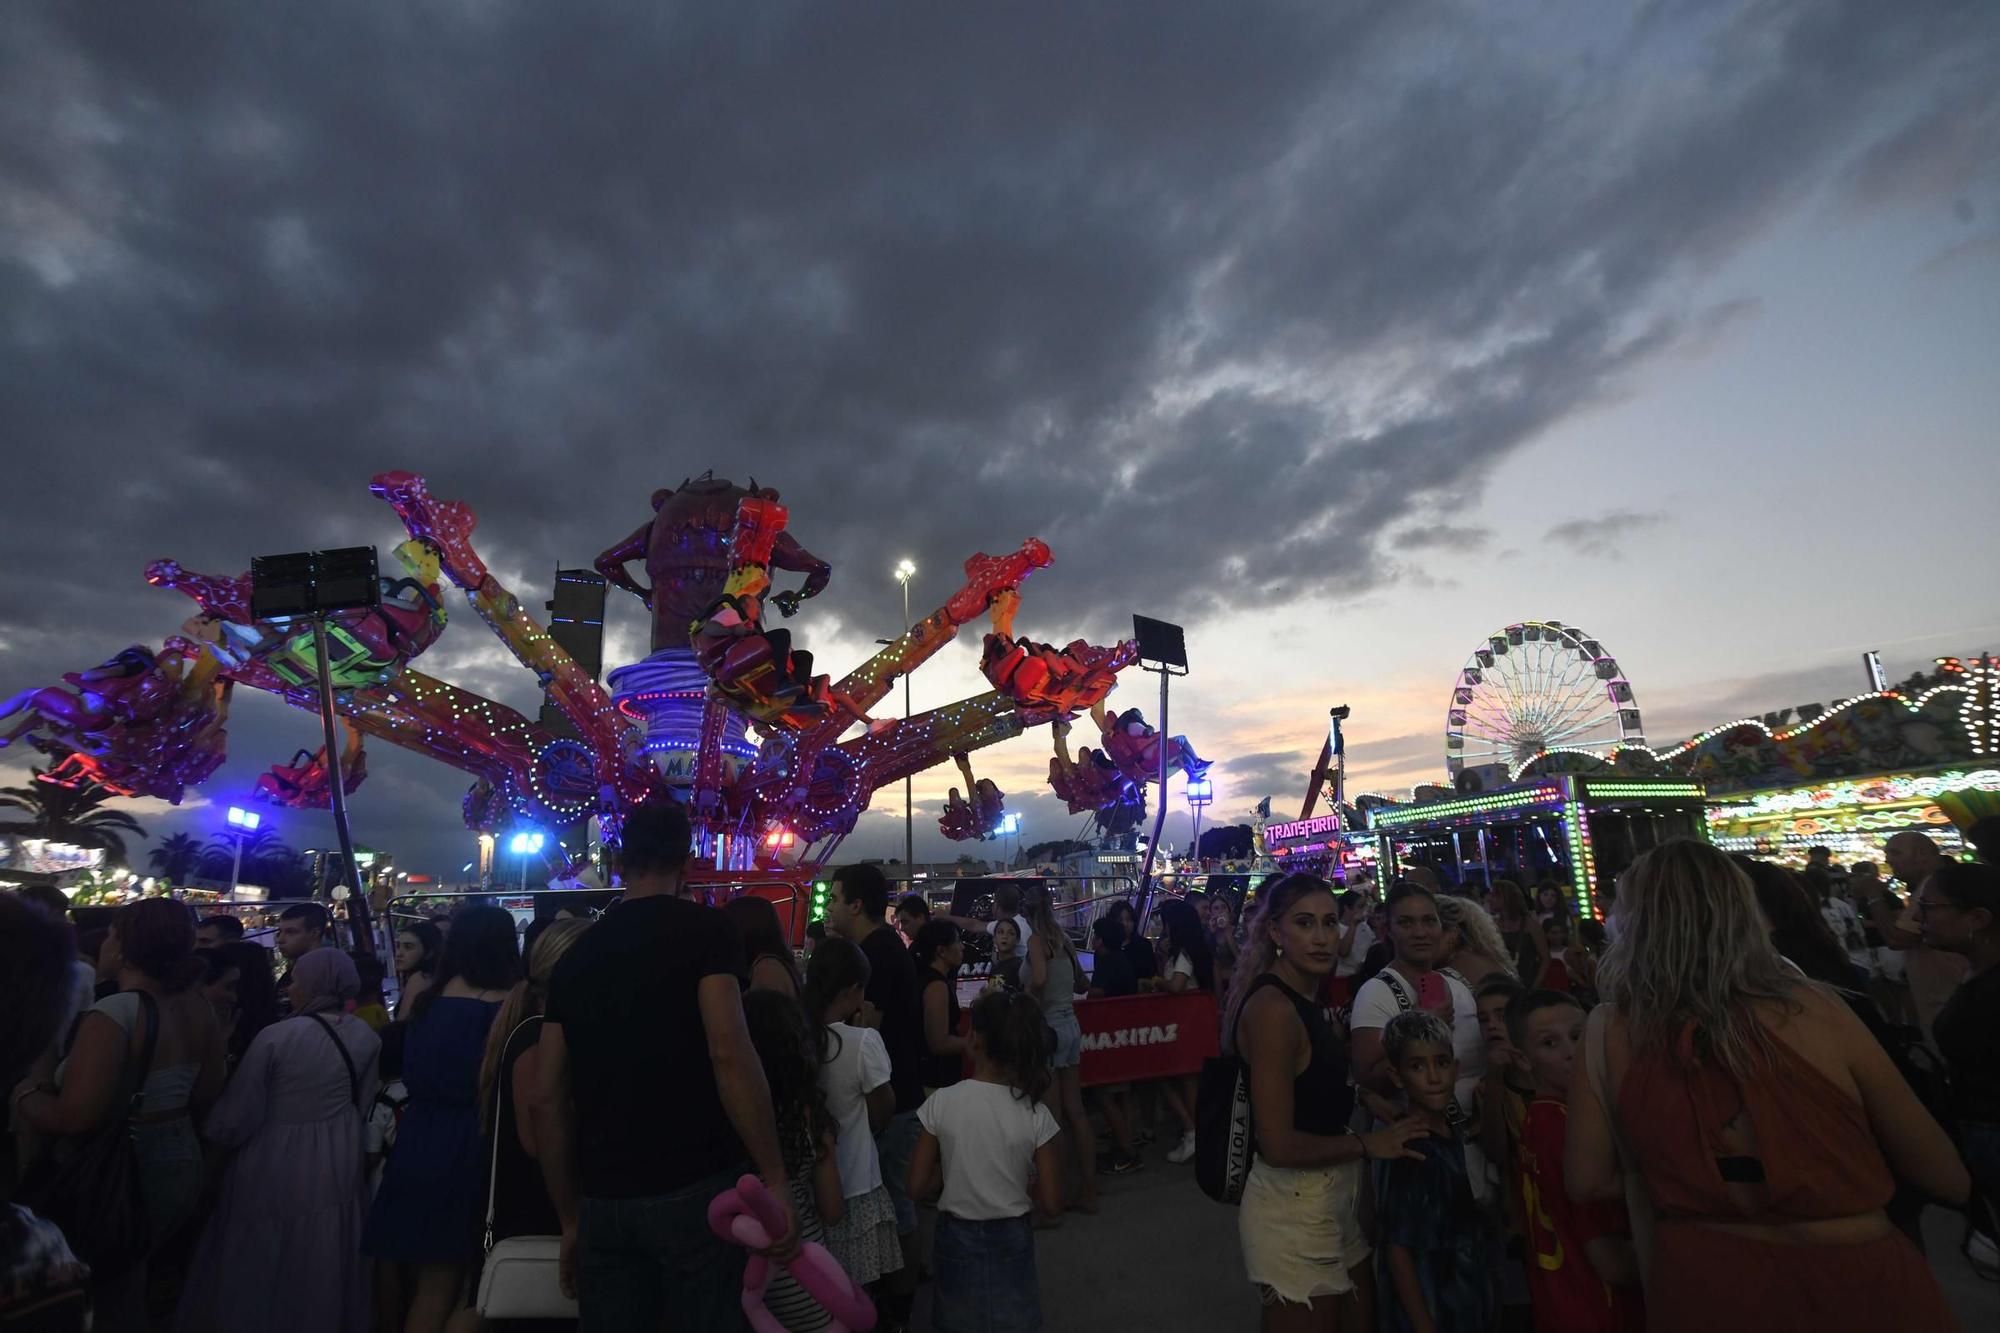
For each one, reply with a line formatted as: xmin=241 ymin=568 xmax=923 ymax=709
xmin=1565 ymin=840 xmax=1967 ymax=1332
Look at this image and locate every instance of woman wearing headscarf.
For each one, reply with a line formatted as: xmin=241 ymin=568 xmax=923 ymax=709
xmin=175 ymin=949 xmax=382 ymax=1333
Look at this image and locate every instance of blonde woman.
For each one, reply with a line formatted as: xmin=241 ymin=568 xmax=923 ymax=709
xmin=1436 ymin=894 xmax=1517 ymax=989
xmin=1566 ymin=839 xmax=1965 ymax=1332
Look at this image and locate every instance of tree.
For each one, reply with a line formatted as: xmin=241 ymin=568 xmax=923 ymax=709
xmin=1198 ymin=823 xmax=1255 ymax=862
xmin=148 ymin=832 xmax=204 ymax=882
xmin=1023 ymin=838 xmax=1090 ymax=863
xmin=0 ymin=768 xmax=147 ymax=868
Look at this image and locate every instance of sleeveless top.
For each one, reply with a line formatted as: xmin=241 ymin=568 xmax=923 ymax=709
xmin=919 ymin=971 xmax=963 ymax=1090
xmin=1038 ymin=948 xmax=1077 ymax=1020
xmin=491 ymin=1015 xmax=559 ymax=1241
xmin=1242 ymin=973 xmax=1353 ymax=1136
xmin=1618 ymin=1020 xmax=1895 ymax=1223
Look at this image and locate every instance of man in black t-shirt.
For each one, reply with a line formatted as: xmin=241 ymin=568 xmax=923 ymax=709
xmin=536 ymin=801 xmax=796 ymax=1329
xmin=827 ymin=863 xmax=925 ymax=1318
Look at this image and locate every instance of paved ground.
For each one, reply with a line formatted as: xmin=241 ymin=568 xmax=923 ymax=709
xmin=911 ymin=1137 xmax=1999 ymax=1331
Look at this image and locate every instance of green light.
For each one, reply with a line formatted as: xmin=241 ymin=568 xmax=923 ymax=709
xmin=809 ymin=880 xmax=830 ymax=922
xmin=1584 ymin=783 xmax=1705 ymax=798
xmin=1367 ymin=786 xmax=1563 ymax=829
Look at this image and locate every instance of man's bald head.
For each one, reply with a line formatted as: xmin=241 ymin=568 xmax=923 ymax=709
xmin=1883 ymin=831 xmax=1945 ymax=886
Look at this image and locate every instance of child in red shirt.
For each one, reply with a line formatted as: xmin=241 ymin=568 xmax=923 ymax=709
xmin=1507 ymin=989 xmax=1645 ymax=1333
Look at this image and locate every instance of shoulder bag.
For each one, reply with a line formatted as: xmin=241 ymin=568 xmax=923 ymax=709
xmin=475 ymin=1017 xmax=577 ymax=1319
xmin=1585 ymin=1007 xmax=1656 ymax=1293
xmin=18 ymin=991 xmax=160 ymax=1279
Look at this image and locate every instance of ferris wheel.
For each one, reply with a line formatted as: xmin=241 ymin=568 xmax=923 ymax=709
xmin=1445 ymin=620 xmax=1645 ymax=779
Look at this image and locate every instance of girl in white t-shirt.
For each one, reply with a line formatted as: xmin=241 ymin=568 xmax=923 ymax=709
xmin=908 ymin=989 xmax=1061 ymax=1333
xmin=804 ymin=937 xmax=904 ymax=1290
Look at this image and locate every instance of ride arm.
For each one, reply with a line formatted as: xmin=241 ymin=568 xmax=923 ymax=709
xmin=771 ymin=532 xmax=831 ymax=602
xmin=593 ymin=523 xmax=654 ymax=604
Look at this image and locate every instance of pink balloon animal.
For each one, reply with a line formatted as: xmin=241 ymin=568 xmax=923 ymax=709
xmin=707 ymin=1174 xmax=876 ymax=1332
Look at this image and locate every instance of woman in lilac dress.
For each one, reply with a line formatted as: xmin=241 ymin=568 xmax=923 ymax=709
xmin=362 ymin=906 xmax=518 ymax=1333
xmin=176 ymin=949 xmax=382 ymax=1333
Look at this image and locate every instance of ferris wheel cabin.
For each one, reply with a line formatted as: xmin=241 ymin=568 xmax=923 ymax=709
xmin=1365 ymin=775 xmax=1708 ymax=919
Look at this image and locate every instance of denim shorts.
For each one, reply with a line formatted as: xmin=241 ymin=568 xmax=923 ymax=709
xmin=876 ymin=1108 xmax=924 ymax=1237
xmin=932 ymin=1212 xmax=1041 ymax=1332
xmin=1046 ymin=1010 xmax=1082 ymax=1070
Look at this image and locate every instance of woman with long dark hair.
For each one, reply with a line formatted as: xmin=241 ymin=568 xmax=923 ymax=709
xmin=1736 ymin=857 xmax=1863 ymax=990
xmin=392 ymin=920 xmax=444 ymax=1019
xmin=1105 ymin=899 xmax=1158 ymax=982
xmin=910 ymin=920 xmax=966 ymax=1092
xmin=210 ymin=939 xmax=280 ymax=1073
xmin=1566 ymin=840 xmax=1965 ymax=1331
xmin=362 ymin=905 xmax=519 ymax=1333
xmin=1920 ymin=860 xmax=2000 ymax=1258
xmin=1226 ymin=874 xmax=1427 ymax=1331
xmin=725 ymin=893 xmax=804 ymax=999
xmin=14 ymin=897 xmax=226 ymax=1330
xmin=743 ymin=989 xmax=845 ymax=1332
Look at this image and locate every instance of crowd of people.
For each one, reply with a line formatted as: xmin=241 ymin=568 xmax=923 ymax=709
xmin=4 ymin=811 xmax=1996 ymax=1332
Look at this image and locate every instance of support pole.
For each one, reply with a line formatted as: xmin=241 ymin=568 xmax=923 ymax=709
xmin=228 ymin=834 xmax=245 ymax=899
xmin=1135 ymin=667 xmax=1171 ymax=933
xmin=903 ymin=580 xmax=914 ymax=874
xmin=313 ymin=617 xmax=374 ymax=956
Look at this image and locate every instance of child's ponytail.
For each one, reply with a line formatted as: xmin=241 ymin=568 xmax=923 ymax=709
xmin=969 ymin=988 xmax=1051 ymax=1104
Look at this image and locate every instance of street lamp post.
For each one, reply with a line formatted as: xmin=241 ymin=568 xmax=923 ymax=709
xmin=1186 ymin=777 xmax=1213 ymax=871
xmin=895 ymin=559 xmax=916 ymax=872
xmin=508 ymin=831 xmax=546 ymax=892
xmin=997 ymin=811 xmax=1023 ymax=869
xmin=224 ymin=805 xmax=261 ymax=898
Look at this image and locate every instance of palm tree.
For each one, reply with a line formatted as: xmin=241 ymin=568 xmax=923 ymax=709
xmin=149 ymin=831 xmax=204 ymax=883
xmin=0 ymin=768 xmax=147 ymax=868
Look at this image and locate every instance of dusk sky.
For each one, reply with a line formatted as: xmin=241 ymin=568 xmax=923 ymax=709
xmin=3 ymin=2 xmax=1996 ymax=881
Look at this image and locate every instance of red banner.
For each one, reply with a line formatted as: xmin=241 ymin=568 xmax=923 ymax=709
xmin=1073 ymin=990 xmax=1220 ymax=1087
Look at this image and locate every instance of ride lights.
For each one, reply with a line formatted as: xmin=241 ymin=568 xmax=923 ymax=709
xmin=1186 ymin=777 xmax=1214 ymax=808
xmin=226 ymin=806 xmax=261 ymax=830
xmin=508 ymin=831 xmax=546 ymax=856
xmin=809 ymin=880 xmax=831 ymax=921
xmin=763 ymin=827 xmax=796 ymax=849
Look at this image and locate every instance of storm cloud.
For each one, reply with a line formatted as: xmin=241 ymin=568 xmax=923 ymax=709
xmin=3 ymin=1 xmax=1995 ymax=870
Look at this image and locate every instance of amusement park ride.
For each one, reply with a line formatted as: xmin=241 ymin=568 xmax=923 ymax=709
xmin=0 ymin=472 xmax=1207 ymax=880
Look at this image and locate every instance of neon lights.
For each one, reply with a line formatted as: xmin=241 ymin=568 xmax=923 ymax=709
xmin=1265 ymin=813 xmax=1342 ymax=843
xmin=1583 ymin=783 xmax=1705 ymax=798
xmin=1369 ymin=786 xmax=1564 ymax=829
xmin=1708 ymin=768 xmax=2000 ymax=820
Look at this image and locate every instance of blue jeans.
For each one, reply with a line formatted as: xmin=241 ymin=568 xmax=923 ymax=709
xmin=932 ymin=1213 xmax=1040 ymax=1332
xmin=877 ymin=1109 xmax=924 ymax=1236
xmin=578 ymin=1164 xmax=748 ymax=1333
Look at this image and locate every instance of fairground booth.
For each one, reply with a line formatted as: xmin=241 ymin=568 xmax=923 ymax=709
xmin=1575 ymin=656 xmax=1997 ymax=870
xmin=1365 ymin=775 xmax=1708 ymax=918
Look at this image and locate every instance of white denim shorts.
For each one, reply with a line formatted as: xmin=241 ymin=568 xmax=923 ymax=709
xmin=1238 ymin=1155 xmax=1369 ymax=1306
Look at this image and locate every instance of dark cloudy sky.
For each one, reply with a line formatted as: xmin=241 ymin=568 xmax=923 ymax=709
xmin=4 ymin=1 xmax=1996 ymax=881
